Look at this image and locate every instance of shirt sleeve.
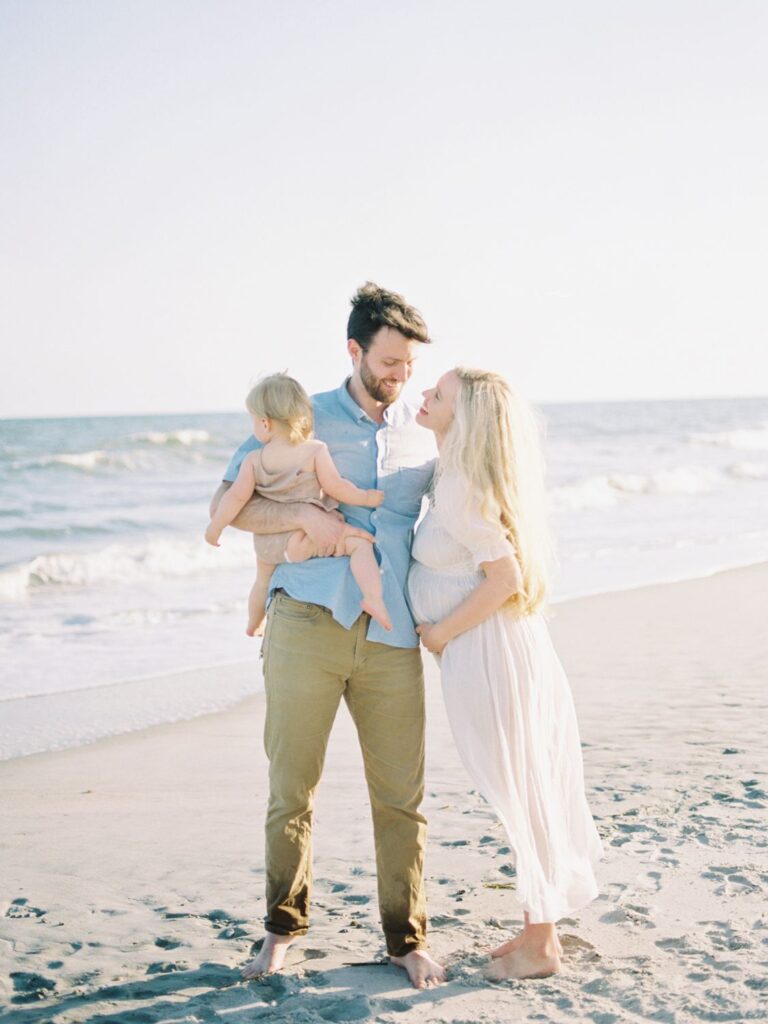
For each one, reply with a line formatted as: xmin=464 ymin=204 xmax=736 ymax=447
xmin=433 ymin=472 xmax=516 ymax=568
xmin=223 ymin=436 xmax=262 ymax=483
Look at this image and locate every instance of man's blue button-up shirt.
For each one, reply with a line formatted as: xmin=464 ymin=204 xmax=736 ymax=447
xmin=223 ymin=379 xmax=437 ymax=649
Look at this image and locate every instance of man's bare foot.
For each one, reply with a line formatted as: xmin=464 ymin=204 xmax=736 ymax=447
xmin=486 ymin=945 xmax=562 ymax=981
xmin=390 ymin=949 xmax=446 ymax=989
xmin=490 ymin=933 xmax=563 ymax=958
xmin=361 ymin=597 xmax=392 ymax=631
xmin=241 ymin=933 xmax=294 ymax=979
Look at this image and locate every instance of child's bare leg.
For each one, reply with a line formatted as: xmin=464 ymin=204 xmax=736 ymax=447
xmin=247 ymin=560 xmax=275 ymax=637
xmin=345 ymin=537 xmax=391 ymax=631
xmin=284 ymin=529 xmax=320 ymax=563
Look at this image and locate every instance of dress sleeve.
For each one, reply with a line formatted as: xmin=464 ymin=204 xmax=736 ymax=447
xmin=432 ymin=472 xmax=516 ymax=569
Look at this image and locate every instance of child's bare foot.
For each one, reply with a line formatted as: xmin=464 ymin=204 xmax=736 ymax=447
xmin=361 ymin=597 xmax=392 ymax=631
xmin=241 ymin=933 xmax=294 ymax=979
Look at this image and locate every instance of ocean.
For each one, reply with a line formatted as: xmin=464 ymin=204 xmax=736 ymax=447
xmin=2 ymin=395 xmax=767 ymax=760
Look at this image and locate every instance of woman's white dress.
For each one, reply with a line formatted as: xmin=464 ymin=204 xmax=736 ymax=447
xmin=407 ymin=473 xmax=603 ymax=923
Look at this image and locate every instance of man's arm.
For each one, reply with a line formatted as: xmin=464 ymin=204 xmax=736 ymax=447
xmin=209 ymin=482 xmax=374 ymax=557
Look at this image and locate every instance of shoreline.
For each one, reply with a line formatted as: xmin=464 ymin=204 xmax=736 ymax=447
xmin=3 ymin=558 xmax=768 ymax=764
xmin=1 ymin=561 xmax=766 ymax=1021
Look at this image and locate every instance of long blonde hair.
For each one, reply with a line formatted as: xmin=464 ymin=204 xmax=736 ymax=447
xmin=439 ymin=366 xmax=554 ymax=615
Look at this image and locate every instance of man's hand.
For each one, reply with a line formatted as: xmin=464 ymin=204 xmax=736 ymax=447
xmin=300 ymin=505 xmax=374 ymax=558
xmin=365 ymin=488 xmax=385 ymax=508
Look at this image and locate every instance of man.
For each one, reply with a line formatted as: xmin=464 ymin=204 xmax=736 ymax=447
xmin=210 ymin=283 xmax=445 ymax=989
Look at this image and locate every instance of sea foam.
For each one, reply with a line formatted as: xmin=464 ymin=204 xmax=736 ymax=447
xmin=553 ymin=465 xmax=724 ymax=510
xmin=0 ymin=534 xmax=253 ymax=597
xmin=16 ymin=449 xmax=155 ymax=473
xmin=130 ymin=428 xmax=211 ymax=446
xmin=688 ymin=424 xmax=768 ymax=451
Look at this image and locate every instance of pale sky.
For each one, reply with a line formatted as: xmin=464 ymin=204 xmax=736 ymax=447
xmin=1 ymin=0 xmax=766 ymax=418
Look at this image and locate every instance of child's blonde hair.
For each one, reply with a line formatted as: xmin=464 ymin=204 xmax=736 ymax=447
xmin=439 ymin=366 xmax=554 ymax=616
xmin=245 ymin=373 xmax=314 ymax=445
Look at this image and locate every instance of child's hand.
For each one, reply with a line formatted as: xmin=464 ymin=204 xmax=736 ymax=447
xmin=204 ymin=524 xmax=222 ymax=547
xmin=366 ymin=489 xmax=385 ymax=508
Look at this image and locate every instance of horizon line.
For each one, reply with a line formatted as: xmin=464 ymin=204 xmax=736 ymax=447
xmin=2 ymin=391 xmax=768 ymax=423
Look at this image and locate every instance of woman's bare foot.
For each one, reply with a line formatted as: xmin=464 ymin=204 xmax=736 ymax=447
xmin=361 ymin=597 xmax=392 ymax=631
xmin=390 ymin=949 xmax=446 ymax=989
xmin=241 ymin=933 xmax=294 ymax=979
xmin=490 ymin=933 xmax=563 ymax=958
xmin=486 ymin=944 xmax=561 ymax=981
xmin=489 ymin=932 xmax=525 ymax=957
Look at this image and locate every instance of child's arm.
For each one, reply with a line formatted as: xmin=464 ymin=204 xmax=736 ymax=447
xmin=314 ymin=443 xmax=384 ymax=508
xmin=205 ymin=455 xmax=258 ymax=545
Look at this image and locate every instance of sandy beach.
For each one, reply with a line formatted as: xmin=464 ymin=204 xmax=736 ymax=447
xmin=2 ymin=564 xmax=766 ymax=1023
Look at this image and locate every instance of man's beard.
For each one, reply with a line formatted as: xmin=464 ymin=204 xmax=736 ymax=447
xmin=360 ymin=356 xmax=403 ymax=405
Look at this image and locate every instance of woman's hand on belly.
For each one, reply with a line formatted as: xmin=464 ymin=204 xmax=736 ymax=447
xmin=416 ymin=621 xmax=450 ymax=655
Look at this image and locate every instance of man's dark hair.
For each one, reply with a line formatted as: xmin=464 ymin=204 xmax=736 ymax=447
xmin=347 ymin=282 xmax=431 ymax=352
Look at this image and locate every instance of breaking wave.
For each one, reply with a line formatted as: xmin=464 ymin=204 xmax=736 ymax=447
xmin=15 ymin=449 xmax=158 ymax=473
xmin=129 ymin=428 xmax=212 ymax=446
xmin=552 ymin=466 xmax=726 ymax=510
xmin=688 ymin=424 xmax=768 ymax=451
xmin=0 ymin=534 xmax=253 ymax=598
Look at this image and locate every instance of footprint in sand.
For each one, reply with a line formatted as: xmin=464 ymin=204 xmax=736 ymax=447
xmin=294 ymin=948 xmax=329 ymax=961
xmin=430 ymin=914 xmax=462 ymax=927
xmin=701 ymin=865 xmax=761 ymax=895
xmin=5 ymin=898 xmax=46 ymax=919
xmin=599 ymin=905 xmax=655 ymax=929
xmin=560 ymin=934 xmax=600 ymax=964
xmin=656 ymin=935 xmax=709 ymax=960
xmin=146 ymin=961 xmax=190 ymax=974
xmin=687 ymin=969 xmax=711 ymax=982
xmin=199 ymin=908 xmax=250 ymax=939
xmin=269 ymin=992 xmax=373 ymax=1021
xmin=704 ymin=921 xmax=754 ymax=952
xmin=375 ymin=996 xmax=413 ymax=1013
xmin=10 ymin=972 xmax=57 ymax=1004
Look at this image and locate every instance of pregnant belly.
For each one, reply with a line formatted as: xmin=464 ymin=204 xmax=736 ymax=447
xmin=407 ymin=561 xmax=481 ymax=624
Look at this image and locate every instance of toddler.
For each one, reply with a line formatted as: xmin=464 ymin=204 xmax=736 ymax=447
xmin=205 ymin=373 xmax=391 ymax=634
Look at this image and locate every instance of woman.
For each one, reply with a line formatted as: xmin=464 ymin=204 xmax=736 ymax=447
xmin=408 ymin=366 xmax=603 ymax=980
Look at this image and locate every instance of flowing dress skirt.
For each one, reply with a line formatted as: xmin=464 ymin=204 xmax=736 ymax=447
xmin=408 ymin=557 xmax=603 ymax=922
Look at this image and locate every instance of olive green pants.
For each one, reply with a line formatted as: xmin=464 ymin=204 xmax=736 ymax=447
xmin=261 ymin=590 xmax=427 ymax=957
